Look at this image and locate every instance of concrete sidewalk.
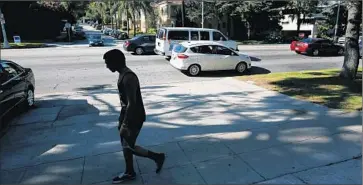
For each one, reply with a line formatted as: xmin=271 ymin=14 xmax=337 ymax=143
xmin=0 ymin=78 xmax=361 ymax=184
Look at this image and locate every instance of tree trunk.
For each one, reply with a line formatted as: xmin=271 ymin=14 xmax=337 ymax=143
xmin=340 ymin=1 xmax=362 ymax=79
xmin=115 ymin=14 xmax=118 ymax=30
xmin=296 ymin=14 xmax=302 ymax=37
xmin=246 ymin=21 xmax=250 ymax=40
xmin=133 ymin=0 xmax=136 ymax=37
xmin=111 ymin=16 xmax=113 ymax=29
xmin=126 ymin=3 xmax=130 ymax=36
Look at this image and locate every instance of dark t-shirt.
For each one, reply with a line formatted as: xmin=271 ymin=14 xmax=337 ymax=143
xmin=117 ymin=68 xmax=146 ymax=131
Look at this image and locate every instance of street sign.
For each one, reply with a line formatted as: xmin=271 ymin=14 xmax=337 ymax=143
xmin=13 ymin=36 xmax=21 ymax=44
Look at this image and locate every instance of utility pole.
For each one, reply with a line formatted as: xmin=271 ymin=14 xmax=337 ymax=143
xmin=181 ymin=0 xmax=185 ymax=27
xmin=0 ymin=9 xmax=10 ymax=48
xmin=334 ymin=0 xmax=341 ymax=42
xmin=201 ymin=0 xmax=204 ymax=28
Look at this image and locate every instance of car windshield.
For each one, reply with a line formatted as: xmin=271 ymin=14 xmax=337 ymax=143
xmin=173 ymin=44 xmax=187 ymax=53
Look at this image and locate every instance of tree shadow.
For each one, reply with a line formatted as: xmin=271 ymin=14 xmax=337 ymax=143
xmin=0 ymin=81 xmax=361 ymax=184
xmin=269 ymin=72 xmax=362 ymax=110
xmin=186 ymin=66 xmax=270 ymax=78
xmin=75 ymin=84 xmax=113 ymax=91
xmin=249 ymin=56 xmax=262 ymax=62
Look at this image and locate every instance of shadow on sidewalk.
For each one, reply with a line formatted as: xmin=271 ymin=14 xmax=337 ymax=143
xmin=0 ymin=81 xmax=361 ymax=184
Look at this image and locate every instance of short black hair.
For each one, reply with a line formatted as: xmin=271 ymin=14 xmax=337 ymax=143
xmin=103 ymin=49 xmax=126 ymax=68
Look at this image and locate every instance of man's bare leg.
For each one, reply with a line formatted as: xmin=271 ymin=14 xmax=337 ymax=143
xmin=132 ymin=145 xmax=165 ymax=173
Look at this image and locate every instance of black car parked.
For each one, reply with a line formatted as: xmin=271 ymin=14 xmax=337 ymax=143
xmin=123 ymin=34 xmax=156 ymax=55
xmin=0 ymin=60 xmax=35 ymax=127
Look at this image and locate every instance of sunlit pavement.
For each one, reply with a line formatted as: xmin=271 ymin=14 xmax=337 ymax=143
xmin=0 ymin=77 xmax=361 ymax=184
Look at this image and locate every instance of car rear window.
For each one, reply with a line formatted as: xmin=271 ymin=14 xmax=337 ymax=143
xmin=131 ymin=35 xmax=141 ymax=40
xmin=157 ymin=29 xmax=165 ymax=39
xmin=173 ymin=44 xmax=188 ymax=53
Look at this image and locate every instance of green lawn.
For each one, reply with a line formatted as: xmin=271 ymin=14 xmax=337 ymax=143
xmin=1 ymin=42 xmax=50 ymax=49
xmin=237 ymin=68 xmax=362 ymax=111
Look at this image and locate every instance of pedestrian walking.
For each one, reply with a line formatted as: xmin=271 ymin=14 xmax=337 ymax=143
xmin=103 ymin=49 xmax=165 ymax=184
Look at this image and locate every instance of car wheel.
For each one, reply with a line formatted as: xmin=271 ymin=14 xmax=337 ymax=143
xmin=25 ymin=88 xmax=35 ymax=108
xmin=312 ymin=49 xmax=319 ymax=56
xmin=295 ymin=51 xmax=301 ymax=54
xmin=338 ymin=48 xmax=344 ymax=55
xmin=236 ymin=62 xmax=247 ymax=74
xmin=135 ymin=47 xmax=144 ymax=55
xmin=187 ymin=64 xmax=201 ymax=76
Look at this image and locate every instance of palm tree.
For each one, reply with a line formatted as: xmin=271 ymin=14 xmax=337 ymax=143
xmin=118 ymin=0 xmax=152 ymax=37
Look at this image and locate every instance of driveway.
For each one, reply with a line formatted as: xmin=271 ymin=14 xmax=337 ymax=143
xmin=0 ymin=78 xmax=361 ymax=184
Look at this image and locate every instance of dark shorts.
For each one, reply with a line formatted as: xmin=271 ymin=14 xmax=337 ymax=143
xmin=120 ymin=124 xmax=141 ymax=151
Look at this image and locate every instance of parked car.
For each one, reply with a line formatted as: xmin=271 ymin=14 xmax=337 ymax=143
xmin=338 ymin=36 xmax=362 ymax=46
xmin=111 ymin=30 xmax=129 ymax=40
xmin=155 ymin=27 xmax=238 ymax=59
xmin=0 ymin=60 xmax=35 ymax=127
xmin=103 ymin=28 xmax=112 ymax=35
xmin=337 ymin=37 xmax=346 ymax=46
xmin=123 ymin=34 xmax=156 ymax=55
xmin=88 ymin=34 xmax=104 ymax=47
xmin=294 ymin=38 xmax=345 ymax=56
xmin=118 ymin=32 xmax=129 ymax=40
xmin=169 ymin=41 xmax=252 ymax=76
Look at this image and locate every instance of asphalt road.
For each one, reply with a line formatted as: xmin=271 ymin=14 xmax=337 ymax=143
xmin=1 ymin=25 xmax=348 ymax=95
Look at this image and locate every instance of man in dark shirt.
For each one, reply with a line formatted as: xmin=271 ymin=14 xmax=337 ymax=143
xmin=103 ymin=49 xmax=165 ymax=184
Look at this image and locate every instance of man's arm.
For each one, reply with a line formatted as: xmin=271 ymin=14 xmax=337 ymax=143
xmin=121 ymin=73 xmax=138 ymax=127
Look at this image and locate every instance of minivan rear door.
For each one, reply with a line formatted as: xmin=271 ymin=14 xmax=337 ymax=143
xmin=156 ymin=29 xmax=166 ymax=54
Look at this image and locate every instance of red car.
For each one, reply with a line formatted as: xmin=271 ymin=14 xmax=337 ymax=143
xmin=293 ymin=38 xmax=345 ymax=56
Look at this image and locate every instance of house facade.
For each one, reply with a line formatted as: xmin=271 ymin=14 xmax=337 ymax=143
xmin=152 ymin=0 xmax=236 ymax=39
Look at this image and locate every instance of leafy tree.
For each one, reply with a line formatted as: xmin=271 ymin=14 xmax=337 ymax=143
xmin=185 ymin=0 xmax=286 ymax=40
xmin=340 ymin=0 xmax=362 ymax=80
xmin=321 ymin=1 xmax=348 ymax=37
xmin=283 ymin=0 xmax=320 ymax=36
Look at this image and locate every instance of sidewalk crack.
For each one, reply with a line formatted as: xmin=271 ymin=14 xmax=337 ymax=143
xmin=291 ymin=174 xmax=308 ymax=184
xmin=232 ymin=147 xmax=266 ymax=181
xmin=80 ymin=157 xmax=86 ymax=184
xmin=176 ymin=142 xmax=208 ymax=185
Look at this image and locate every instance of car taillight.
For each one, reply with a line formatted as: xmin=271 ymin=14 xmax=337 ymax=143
xmin=177 ymin=54 xmax=189 ymax=59
xmin=124 ymin=41 xmax=130 ymax=47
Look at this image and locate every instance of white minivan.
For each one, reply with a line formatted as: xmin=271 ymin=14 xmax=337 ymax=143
xmin=154 ymin=27 xmax=238 ymax=58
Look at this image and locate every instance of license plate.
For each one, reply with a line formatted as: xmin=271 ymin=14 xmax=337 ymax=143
xmin=295 ymin=47 xmax=299 ymax=50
